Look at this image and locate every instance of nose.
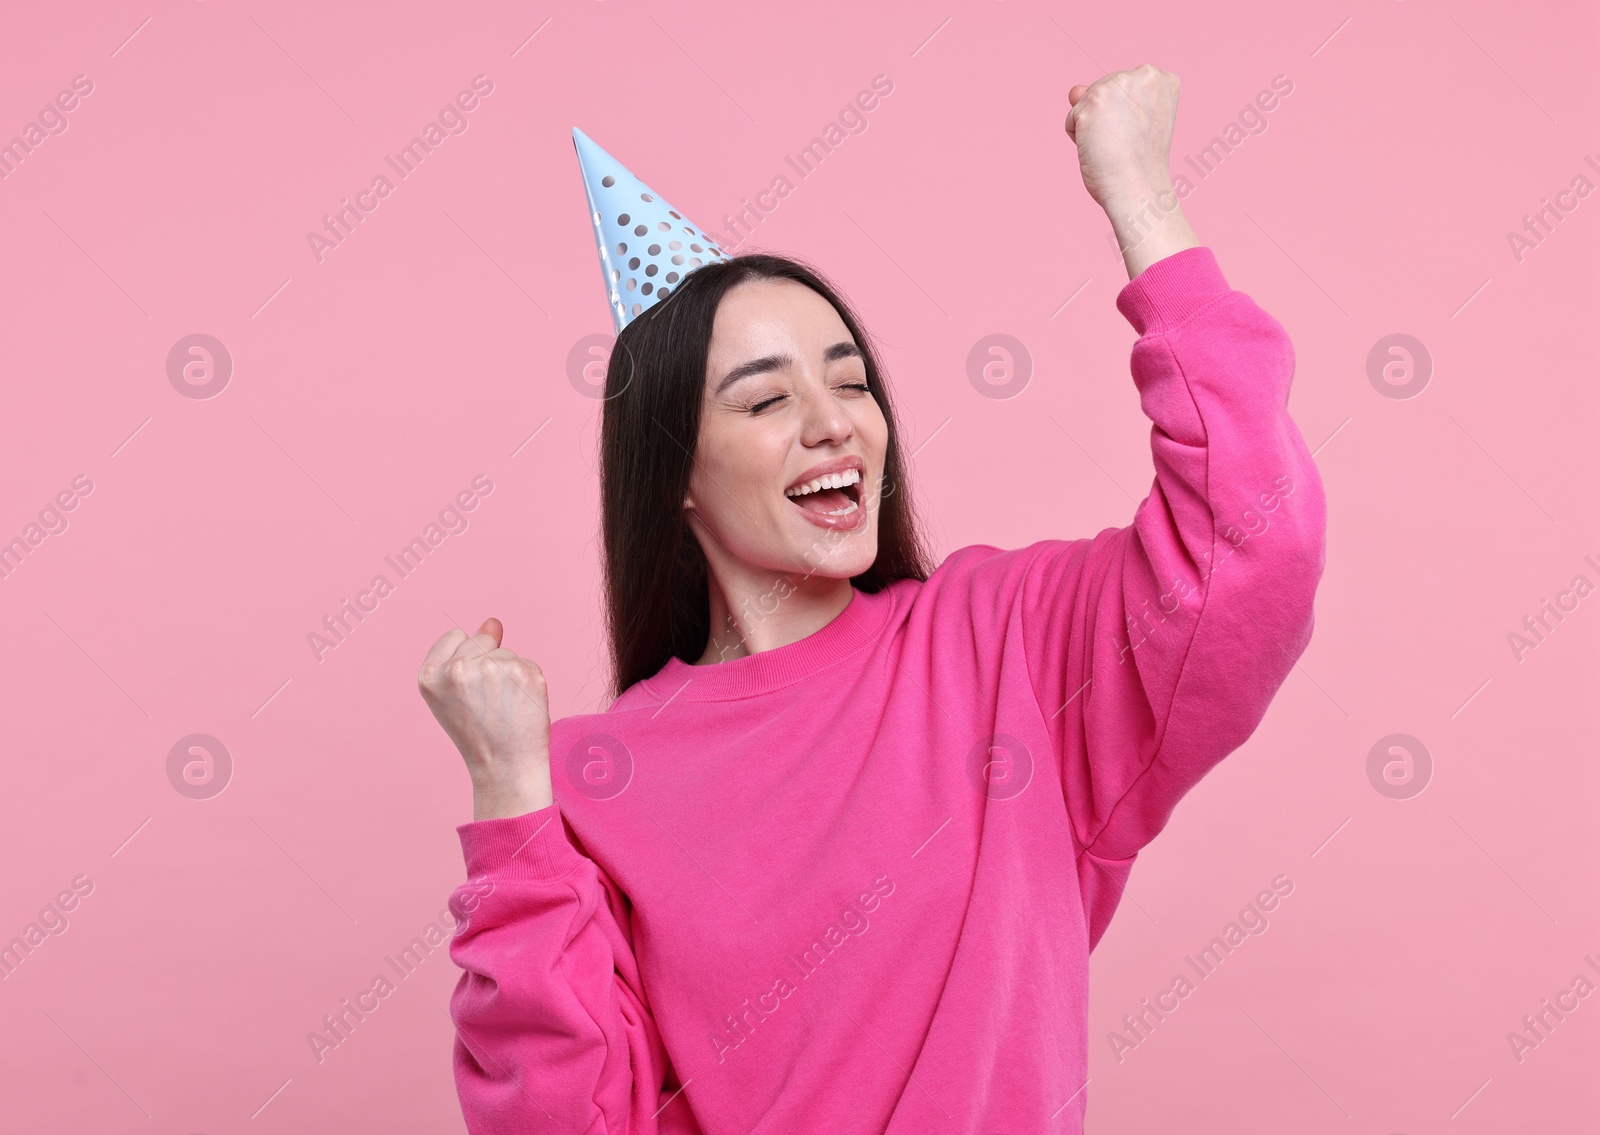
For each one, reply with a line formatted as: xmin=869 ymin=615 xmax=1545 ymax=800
xmin=795 ymin=374 xmax=854 ymax=448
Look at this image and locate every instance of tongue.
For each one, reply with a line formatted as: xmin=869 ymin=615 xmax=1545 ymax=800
xmin=793 ymin=487 xmax=850 ymax=514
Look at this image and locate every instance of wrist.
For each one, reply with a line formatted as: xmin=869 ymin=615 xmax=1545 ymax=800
xmin=471 ymin=767 xmax=554 ymax=821
xmin=1101 ymin=181 xmax=1179 ymax=230
xmin=1103 ymin=191 xmax=1199 ymax=280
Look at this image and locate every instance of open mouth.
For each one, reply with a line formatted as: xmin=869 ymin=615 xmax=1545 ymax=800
xmin=784 ymin=467 xmax=862 ymax=517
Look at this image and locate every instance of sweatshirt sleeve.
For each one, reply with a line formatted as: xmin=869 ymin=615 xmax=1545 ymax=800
xmin=1014 ymin=246 xmax=1327 ymax=948
xmin=447 ymin=804 xmax=703 ymax=1134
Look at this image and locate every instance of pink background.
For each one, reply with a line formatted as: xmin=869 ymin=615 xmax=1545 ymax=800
xmin=1 ymin=0 xmax=1595 ymax=1131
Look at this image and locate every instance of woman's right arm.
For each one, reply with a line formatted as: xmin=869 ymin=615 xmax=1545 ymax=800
xmin=448 ymin=804 xmax=701 ymax=1133
xmin=419 ymin=618 xmax=700 ymax=1132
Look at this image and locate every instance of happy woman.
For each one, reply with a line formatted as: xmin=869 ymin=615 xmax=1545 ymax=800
xmin=418 ymin=65 xmax=1326 ymax=1134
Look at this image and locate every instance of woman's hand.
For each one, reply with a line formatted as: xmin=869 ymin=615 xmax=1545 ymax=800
xmin=419 ymin=617 xmax=555 ymax=821
xmin=1065 ymin=63 xmax=1179 ymax=210
xmin=1065 ymin=64 xmax=1199 ymax=278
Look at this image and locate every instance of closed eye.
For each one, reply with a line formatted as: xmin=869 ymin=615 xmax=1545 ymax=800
xmin=745 ymin=381 xmax=868 ymax=415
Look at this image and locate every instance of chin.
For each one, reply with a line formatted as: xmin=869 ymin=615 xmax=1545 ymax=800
xmin=788 ymin=532 xmax=879 ymax=579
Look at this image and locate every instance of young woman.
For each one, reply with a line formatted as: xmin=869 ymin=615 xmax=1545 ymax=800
xmin=418 ymin=65 xmax=1326 ymax=1134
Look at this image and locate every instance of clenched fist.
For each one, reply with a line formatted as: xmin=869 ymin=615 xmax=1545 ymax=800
xmin=1065 ymin=64 xmax=1198 ymax=279
xmin=1065 ymin=63 xmax=1180 ymax=211
xmin=418 ymin=617 xmax=555 ymax=821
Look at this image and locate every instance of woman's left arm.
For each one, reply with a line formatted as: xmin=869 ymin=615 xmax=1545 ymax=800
xmin=1030 ymin=67 xmax=1327 ymax=945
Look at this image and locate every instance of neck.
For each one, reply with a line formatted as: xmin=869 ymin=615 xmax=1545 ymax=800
xmin=697 ymin=561 xmax=855 ymax=665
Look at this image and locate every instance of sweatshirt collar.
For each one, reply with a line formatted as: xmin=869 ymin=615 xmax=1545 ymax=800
xmin=639 ymin=584 xmax=896 ymax=702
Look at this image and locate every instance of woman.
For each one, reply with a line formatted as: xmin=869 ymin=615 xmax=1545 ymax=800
xmin=419 ymin=65 xmax=1326 ymax=1134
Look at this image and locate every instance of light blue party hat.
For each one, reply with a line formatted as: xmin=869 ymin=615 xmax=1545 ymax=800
xmin=573 ymin=126 xmax=731 ymax=333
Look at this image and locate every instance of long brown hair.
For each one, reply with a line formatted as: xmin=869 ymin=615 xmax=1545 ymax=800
xmin=598 ymin=252 xmax=933 ymax=696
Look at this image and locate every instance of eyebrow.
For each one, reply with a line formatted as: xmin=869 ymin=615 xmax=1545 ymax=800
xmin=714 ymin=341 xmax=864 ymax=394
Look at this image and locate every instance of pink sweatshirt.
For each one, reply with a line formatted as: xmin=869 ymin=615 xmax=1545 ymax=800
xmin=445 ymin=246 xmax=1326 ymax=1134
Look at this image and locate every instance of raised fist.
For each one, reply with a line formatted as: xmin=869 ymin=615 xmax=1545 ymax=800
xmin=418 ymin=617 xmax=555 ymax=821
xmin=1065 ymin=63 xmax=1181 ymax=213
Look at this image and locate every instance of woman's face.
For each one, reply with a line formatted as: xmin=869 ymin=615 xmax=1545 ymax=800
xmin=684 ymin=277 xmax=889 ymax=580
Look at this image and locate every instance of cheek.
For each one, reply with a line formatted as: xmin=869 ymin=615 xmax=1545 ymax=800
xmin=855 ymin=391 xmax=888 ymax=435
xmin=691 ymin=420 xmax=784 ymax=520
xmin=867 ymin=405 xmax=889 ymax=449
xmin=858 ymin=403 xmax=891 ymax=478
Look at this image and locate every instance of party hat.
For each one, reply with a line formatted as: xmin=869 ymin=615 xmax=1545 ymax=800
xmin=572 ymin=126 xmax=731 ymax=333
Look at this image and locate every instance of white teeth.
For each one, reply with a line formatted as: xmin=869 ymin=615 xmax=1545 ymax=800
xmin=785 ymin=468 xmax=862 ymax=498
